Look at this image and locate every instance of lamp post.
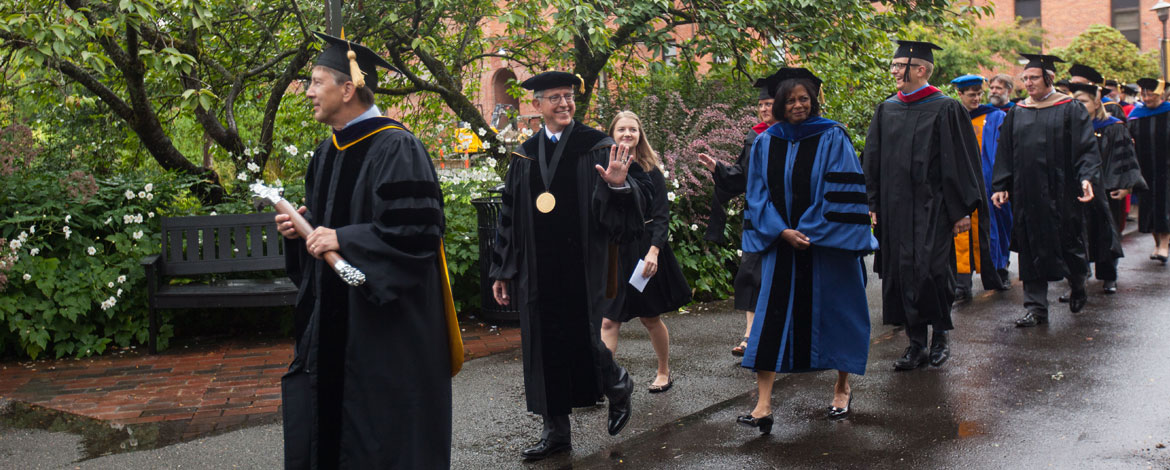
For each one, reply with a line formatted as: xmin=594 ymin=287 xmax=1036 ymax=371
xmin=1153 ymin=1 xmax=1170 ymax=81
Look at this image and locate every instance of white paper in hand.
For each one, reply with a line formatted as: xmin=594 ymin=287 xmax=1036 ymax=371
xmin=628 ymin=259 xmax=650 ymax=292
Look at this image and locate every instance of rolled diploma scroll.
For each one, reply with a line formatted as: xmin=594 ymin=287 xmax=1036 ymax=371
xmin=272 ymin=198 xmax=366 ymax=287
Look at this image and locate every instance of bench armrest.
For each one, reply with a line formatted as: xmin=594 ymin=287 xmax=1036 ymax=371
xmin=140 ymin=254 xmax=160 ymax=267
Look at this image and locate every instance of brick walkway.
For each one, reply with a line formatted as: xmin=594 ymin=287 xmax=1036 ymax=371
xmin=0 ymin=320 xmax=520 ymax=441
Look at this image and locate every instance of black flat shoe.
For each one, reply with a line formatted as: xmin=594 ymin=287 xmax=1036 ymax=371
xmin=827 ymin=392 xmax=853 ymax=420
xmin=736 ymin=413 xmax=774 ymax=434
xmin=648 ymin=376 xmax=673 ymax=393
xmin=521 ymin=439 xmax=571 ymax=460
xmin=1103 ymin=281 xmax=1117 ymax=294
xmin=1015 ymin=311 xmax=1048 ymax=327
xmin=1068 ymin=294 xmax=1087 ymax=313
xmin=893 ymin=346 xmax=928 ymax=371
xmin=1154 ymin=254 xmax=1169 ymax=264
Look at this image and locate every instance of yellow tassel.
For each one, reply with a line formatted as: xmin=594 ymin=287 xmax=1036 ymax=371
xmin=1157 ymin=79 xmax=1165 ymax=97
xmin=575 ymin=73 xmax=585 ymax=94
xmin=818 ymin=86 xmax=826 ymax=105
xmin=347 ymin=49 xmax=365 ymax=88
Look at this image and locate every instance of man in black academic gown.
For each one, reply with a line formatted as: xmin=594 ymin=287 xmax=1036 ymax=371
xmin=489 ymin=71 xmax=649 ymax=461
xmin=276 ymin=32 xmax=453 ymax=468
xmin=1068 ymin=64 xmax=1128 ymax=121
xmin=864 ymin=40 xmax=989 ymax=371
xmin=991 ymin=54 xmax=1101 ymax=327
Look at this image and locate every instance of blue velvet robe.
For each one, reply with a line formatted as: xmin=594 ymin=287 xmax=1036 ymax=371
xmin=741 ymin=117 xmax=878 ymax=376
xmin=974 ymin=105 xmax=1012 ymax=271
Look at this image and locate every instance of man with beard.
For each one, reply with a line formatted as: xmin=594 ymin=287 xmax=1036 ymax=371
xmin=864 ymin=40 xmax=987 ymax=370
xmin=490 ymin=71 xmax=648 ymax=460
xmin=988 ymin=74 xmax=1017 ymax=113
xmin=949 ymin=74 xmax=1011 ymax=300
xmin=991 ymin=54 xmax=1101 ymax=327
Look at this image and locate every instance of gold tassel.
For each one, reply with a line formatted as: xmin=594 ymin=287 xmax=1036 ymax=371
xmin=348 ymin=49 xmax=365 ymax=88
xmin=1157 ymin=79 xmax=1165 ymax=97
xmin=818 ymin=86 xmax=826 ymax=106
xmin=575 ymin=73 xmax=585 ymax=94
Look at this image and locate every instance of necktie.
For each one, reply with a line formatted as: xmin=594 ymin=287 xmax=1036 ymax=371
xmin=550 ymin=134 xmax=558 ymax=143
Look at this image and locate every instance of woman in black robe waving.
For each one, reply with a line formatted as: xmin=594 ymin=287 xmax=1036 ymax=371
xmin=600 ymin=111 xmax=692 ymax=393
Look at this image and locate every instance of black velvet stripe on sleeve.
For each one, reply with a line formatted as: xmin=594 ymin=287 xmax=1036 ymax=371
xmin=376 ymin=232 xmax=442 ymax=255
xmin=378 ymin=207 xmax=445 ymax=228
xmin=825 ymin=212 xmax=872 ymax=225
xmin=375 ymin=181 xmax=442 ymax=201
xmin=825 ymin=172 xmax=866 ymax=185
xmin=824 ymin=191 xmax=868 ymax=204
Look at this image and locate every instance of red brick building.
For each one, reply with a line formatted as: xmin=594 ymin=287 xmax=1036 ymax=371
xmin=968 ymin=0 xmax=1166 ymax=53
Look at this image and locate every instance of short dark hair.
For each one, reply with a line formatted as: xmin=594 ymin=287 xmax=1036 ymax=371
xmin=770 ymin=79 xmax=821 ymax=123
xmin=322 ymin=66 xmax=376 ymax=107
xmin=957 ymin=84 xmax=983 ymax=94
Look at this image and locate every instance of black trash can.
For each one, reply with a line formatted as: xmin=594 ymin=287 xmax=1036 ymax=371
xmin=472 ymin=190 xmax=520 ymax=323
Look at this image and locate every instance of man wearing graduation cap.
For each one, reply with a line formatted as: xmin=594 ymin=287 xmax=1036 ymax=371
xmin=1069 ymin=64 xmax=1128 ymax=120
xmin=991 ymin=53 xmax=1101 ymax=327
xmin=949 ymin=74 xmax=1012 ymax=300
xmin=864 ymin=40 xmax=991 ymax=371
xmin=276 ymin=32 xmax=456 ymax=468
xmin=489 ymin=71 xmax=650 ymax=460
xmin=1128 ymin=77 xmax=1170 ymax=262
xmin=699 ymin=80 xmax=776 ymax=357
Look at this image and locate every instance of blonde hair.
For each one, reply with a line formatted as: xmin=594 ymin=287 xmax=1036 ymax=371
xmin=1073 ymin=89 xmax=1108 ymax=121
xmin=606 ymin=111 xmax=661 ymax=171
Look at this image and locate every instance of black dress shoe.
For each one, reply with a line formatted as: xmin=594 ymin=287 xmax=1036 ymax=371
xmin=1103 ymin=281 xmax=1117 ymax=294
xmin=521 ymin=439 xmax=571 ymax=460
xmin=1015 ymin=311 xmax=1048 ymax=327
xmin=929 ymin=334 xmax=950 ymax=367
xmin=894 ymin=346 xmax=928 ymax=371
xmin=1057 ymin=293 xmax=1070 ymax=303
xmin=997 ymin=268 xmax=1011 ymax=286
xmin=736 ymin=413 xmax=774 ymax=434
xmin=1068 ymin=294 xmax=1087 ymax=313
xmin=827 ymin=393 xmax=853 ymax=420
xmin=607 ymin=370 xmax=633 ymax=436
xmin=953 ymin=288 xmax=972 ymax=302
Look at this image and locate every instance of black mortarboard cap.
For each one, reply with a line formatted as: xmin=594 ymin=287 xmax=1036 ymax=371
xmin=1105 ymin=79 xmax=1120 ymax=87
xmin=756 ymin=83 xmax=772 ymax=101
xmin=1137 ymin=78 xmax=1162 ymax=92
xmin=1066 ymin=83 xmax=1101 ymax=97
xmin=1055 ymin=78 xmax=1071 ymax=88
xmin=755 ymin=67 xmax=823 ymax=97
xmin=1020 ymin=53 xmax=1065 ymax=72
xmin=520 ymin=71 xmax=584 ymax=93
xmin=1068 ymin=64 xmax=1104 ymax=84
xmin=893 ymin=40 xmax=943 ymax=63
xmin=314 ymin=31 xmax=398 ymax=88
xmin=1123 ymin=83 xmax=1140 ymax=94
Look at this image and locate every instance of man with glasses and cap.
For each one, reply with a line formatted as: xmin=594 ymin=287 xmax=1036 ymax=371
xmin=489 ymin=71 xmax=650 ymax=460
xmin=276 ymin=31 xmax=456 ymax=468
xmin=991 ymin=53 xmax=1101 ymax=328
xmin=949 ymin=74 xmax=1012 ymax=301
xmin=864 ymin=40 xmax=990 ymax=371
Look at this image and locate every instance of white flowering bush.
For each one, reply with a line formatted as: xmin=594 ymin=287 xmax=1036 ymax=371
xmin=437 ymin=162 xmax=502 ymax=313
xmin=0 ymin=171 xmax=198 ymax=359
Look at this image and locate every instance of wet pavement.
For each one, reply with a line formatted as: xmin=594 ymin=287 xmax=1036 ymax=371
xmin=2 ymin=232 xmax=1169 ymax=468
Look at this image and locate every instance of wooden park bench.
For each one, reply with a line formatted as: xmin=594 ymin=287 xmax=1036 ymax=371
xmin=141 ymin=213 xmax=297 ymax=353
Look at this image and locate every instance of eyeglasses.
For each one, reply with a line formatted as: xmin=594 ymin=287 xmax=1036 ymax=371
xmin=889 ymin=61 xmax=915 ymax=72
xmin=539 ymin=93 xmax=575 ymax=105
xmin=1020 ymin=74 xmax=1045 ymax=82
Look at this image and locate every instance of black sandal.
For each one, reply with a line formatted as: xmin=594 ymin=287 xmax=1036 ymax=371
xmin=731 ymin=337 xmax=749 ymax=357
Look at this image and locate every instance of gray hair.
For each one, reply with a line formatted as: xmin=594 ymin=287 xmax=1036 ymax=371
xmin=990 ymin=74 xmax=1015 ymax=91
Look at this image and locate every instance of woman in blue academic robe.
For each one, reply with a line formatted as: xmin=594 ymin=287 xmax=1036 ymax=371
xmin=736 ymin=68 xmax=878 ymax=435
